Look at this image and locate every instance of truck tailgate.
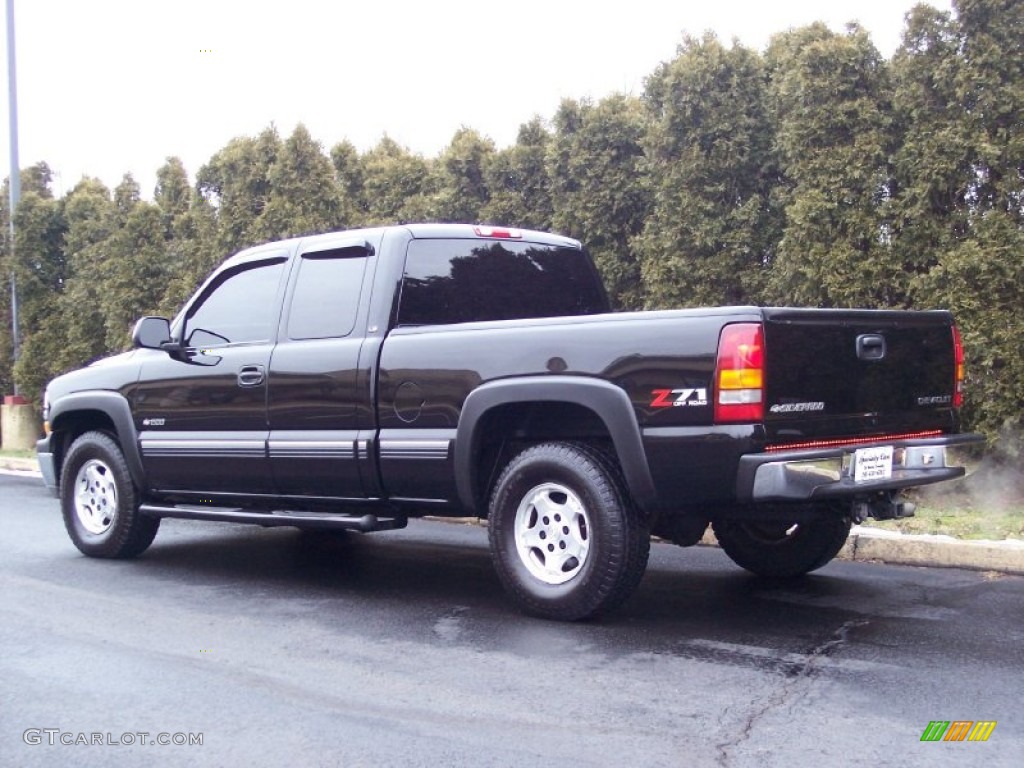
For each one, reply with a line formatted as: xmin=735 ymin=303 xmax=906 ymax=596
xmin=761 ymin=308 xmax=959 ymax=444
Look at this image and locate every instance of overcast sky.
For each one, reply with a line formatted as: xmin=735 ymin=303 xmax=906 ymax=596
xmin=1 ymin=0 xmax=948 ymax=199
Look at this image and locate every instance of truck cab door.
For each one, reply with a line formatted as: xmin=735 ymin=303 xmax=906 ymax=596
xmin=267 ymin=238 xmax=379 ymax=500
xmin=133 ymin=254 xmax=288 ymax=497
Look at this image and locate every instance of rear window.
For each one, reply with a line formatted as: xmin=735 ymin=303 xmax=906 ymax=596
xmin=397 ymin=239 xmax=608 ymax=326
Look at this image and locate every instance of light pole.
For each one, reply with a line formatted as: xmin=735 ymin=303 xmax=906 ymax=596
xmin=5 ymin=0 xmax=20 ymax=395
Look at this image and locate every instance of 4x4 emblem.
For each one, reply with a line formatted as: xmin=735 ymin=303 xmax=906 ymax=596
xmin=142 ymin=418 xmax=166 ymax=427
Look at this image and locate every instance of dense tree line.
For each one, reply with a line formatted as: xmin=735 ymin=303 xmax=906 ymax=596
xmin=0 ymin=0 xmax=1020 ymax=446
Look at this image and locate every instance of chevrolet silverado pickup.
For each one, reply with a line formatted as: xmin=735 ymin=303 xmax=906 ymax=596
xmin=37 ymin=224 xmax=982 ymax=620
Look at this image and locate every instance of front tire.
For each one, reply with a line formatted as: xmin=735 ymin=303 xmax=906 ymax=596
xmin=712 ymin=515 xmax=851 ymax=578
xmin=60 ymin=431 xmax=159 ymax=558
xmin=488 ymin=442 xmax=650 ymax=621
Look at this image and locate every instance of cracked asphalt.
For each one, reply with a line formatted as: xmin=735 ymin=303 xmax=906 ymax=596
xmin=2 ymin=472 xmax=1022 ymax=767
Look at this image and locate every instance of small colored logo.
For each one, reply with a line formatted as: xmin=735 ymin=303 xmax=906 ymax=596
xmin=650 ymin=388 xmax=708 ymax=408
xmin=920 ymin=720 xmax=996 ymax=742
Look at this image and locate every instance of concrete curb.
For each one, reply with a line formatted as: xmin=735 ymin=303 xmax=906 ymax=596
xmin=698 ymin=524 xmax=1024 ymax=576
xmin=6 ymin=453 xmax=1022 ymax=576
xmin=840 ymin=525 xmax=1024 ymax=575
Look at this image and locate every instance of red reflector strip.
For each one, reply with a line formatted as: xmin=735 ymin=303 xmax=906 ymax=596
xmin=765 ymin=430 xmax=944 ymax=453
xmin=473 ymin=226 xmax=522 ymax=239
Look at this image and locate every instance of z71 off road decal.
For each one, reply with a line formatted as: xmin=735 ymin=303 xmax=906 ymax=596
xmin=650 ymin=388 xmax=708 ymax=408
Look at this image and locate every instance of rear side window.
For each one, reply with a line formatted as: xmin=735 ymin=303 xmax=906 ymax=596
xmin=398 ymin=239 xmax=607 ymax=326
xmin=286 ymin=249 xmax=368 ymax=340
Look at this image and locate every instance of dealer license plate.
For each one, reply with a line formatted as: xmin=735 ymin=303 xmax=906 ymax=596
xmin=853 ymin=446 xmax=893 ymax=482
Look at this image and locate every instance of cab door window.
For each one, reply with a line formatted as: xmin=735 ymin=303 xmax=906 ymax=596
xmin=184 ymin=259 xmax=286 ymax=347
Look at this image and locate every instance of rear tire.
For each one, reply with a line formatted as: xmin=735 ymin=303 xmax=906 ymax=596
xmin=488 ymin=442 xmax=650 ymax=621
xmin=60 ymin=431 xmax=160 ymax=558
xmin=712 ymin=515 xmax=851 ymax=578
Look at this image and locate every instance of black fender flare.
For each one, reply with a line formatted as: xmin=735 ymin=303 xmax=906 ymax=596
xmin=49 ymin=391 xmax=146 ymax=490
xmin=454 ymin=376 xmax=658 ymax=515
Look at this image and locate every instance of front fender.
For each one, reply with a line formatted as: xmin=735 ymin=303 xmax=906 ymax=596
xmin=48 ymin=391 xmax=145 ymax=490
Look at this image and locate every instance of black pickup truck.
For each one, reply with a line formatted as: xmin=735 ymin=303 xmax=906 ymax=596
xmin=38 ymin=224 xmax=982 ymax=620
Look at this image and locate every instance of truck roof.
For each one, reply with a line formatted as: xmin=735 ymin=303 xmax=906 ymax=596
xmin=402 ymin=223 xmax=581 ymax=249
xmin=223 ymin=224 xmax=582 ymax=269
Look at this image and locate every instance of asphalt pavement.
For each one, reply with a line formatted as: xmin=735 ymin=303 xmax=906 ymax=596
xmin=2 ymin=471 xmax=1022 ymax=767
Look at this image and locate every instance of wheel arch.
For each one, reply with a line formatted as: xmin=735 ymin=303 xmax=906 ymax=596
xmin=49 ymin=392 xmax=145 ymax=491
xmin=454 ymin=376 xmax=657 ymax=515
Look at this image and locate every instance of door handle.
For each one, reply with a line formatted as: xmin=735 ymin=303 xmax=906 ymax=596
xmin=237 ymin=365 xmax=265 ymax=388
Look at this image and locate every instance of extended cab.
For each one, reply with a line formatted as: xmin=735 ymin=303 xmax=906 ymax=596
xmin=38 ymin=224 xmax=982 ymax=620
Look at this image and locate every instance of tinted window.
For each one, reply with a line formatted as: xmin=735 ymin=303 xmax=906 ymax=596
xmin=185 ymin=259 xmax=285 ymax=346
xmin=287 ymin=251 xmax=368 ymax=340
xmin=398 ymin=239 xmax=608 ymax=326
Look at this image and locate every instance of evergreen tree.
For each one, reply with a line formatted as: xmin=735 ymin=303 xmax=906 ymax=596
xmin=430 ymin=127 xmax=495 ymax=223
xmin=548 ymin=95 xmax=651 ymax=309
xmin=637 ymin=34 xmax=778 ymax=309
xmin=910 ymin=0 xmax=1024 ymax=436
xmin=158 ymin=192 xmax=220 ymax=315
xmin=890 ymin=6 xmax=971 ymax=282
xmin=154 ymin=156 xmax=191 ymax=236
xmin=764 ymin=24 xmax=897 ymax=308
xmin=955 ymin=0 xmax=1024 ymax=223
xmin=12 ymin=176 xmax=111 ymax=401
xmin=97 ymin=176 xmax=169 ymax=350
xmin=482 ymin=117 xmax=554 ymax=231
xmin=7 ymin=189 xmax=67 ymax=402
xmin=10 ymin=192 xmax=66 ymax=329
xmin=0 ymin=164 xmax=60 ymax=395
xmin=151 ymin=157 xmax=217 ymax=314
xmin=330 ymin=139 xmax=368 ymax=226
xmin=359 ymin=136 xmax=435 ymax=224
xmin=261 ymin=124 xmax=343 ymax=239
xmin=196 ymin=126 xmax=282 ymax=254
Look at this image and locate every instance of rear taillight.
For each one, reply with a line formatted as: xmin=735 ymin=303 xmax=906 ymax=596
xmin=715 ymin=323 xmax=764 ymax=423
xmin=952 ymin=325 xmax=964 ymax=408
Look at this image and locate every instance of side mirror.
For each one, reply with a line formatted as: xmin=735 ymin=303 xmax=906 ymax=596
xmin=132 ymin=316 xmax=172 ymax=350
